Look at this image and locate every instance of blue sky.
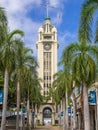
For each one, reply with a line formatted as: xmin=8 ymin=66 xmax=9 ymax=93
xmin=0 ymin=0 xmax=84 ymax=62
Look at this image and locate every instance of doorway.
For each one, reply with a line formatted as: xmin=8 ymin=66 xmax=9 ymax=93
xmin=43 ymin=107 xmax=52 ymax=125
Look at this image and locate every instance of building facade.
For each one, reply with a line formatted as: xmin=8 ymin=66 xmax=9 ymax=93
xmin=36 ymin=18 xmax=59 ymax=125
xmin=74 ymin=85 xmax=98 ymax=130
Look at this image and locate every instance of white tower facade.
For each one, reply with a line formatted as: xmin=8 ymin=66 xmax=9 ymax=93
xmin=36 ymin=18 xmax=59 ymax=125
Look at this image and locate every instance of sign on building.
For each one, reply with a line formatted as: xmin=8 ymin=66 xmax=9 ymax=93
xmin=89 ymin=91 xmax=96 ymax=105
xmin=68 ymin=107 xmax=71 ymax=114
xmin=0 ymin=90 xmax=3 ymax=104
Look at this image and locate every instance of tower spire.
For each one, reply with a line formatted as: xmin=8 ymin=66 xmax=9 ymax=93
xmin=40 ymin=0 xmax=56 ymax=19
xmin=46 ymin=0 xmax=49 ymax=18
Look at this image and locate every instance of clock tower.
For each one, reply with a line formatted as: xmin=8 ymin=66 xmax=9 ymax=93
xmin=36 ymin=17 xmax=59 ymax=125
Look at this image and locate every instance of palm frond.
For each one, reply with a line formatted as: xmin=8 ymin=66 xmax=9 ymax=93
xmin=0 ymin=6 xmax=7 ymax=26
xmin=8 ymin=30 xmax=24 ymax=41
xmin=78 ymin=0 xmax=98 ymax=43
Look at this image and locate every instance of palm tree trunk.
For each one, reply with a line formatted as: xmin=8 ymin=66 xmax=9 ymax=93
xmin=63 ymin=97 xmax=66 ymax=130
xmin=72 ymin=92 xmax=77 ymax=129
xmin=83 ymin=83 xmax=90 ymax=130
xmin=65 ymin=91 xmax=68 ymax=130
xmin=27 ymin=91 xmax=30 ymax=129
xmin=1 ymin=68 xmax=9 ymax=130
xmin=32 ymin=103 xmax=34 ymax=128
xmin=23 ymin=98 xmax=26 ymax=130
xmin=80 ymin=88 xmax=84 ymax=128
xmin=59 ymin=100 xmax=62 ymax=127
xmin=16 ymin=81 xmax=20 ymax=130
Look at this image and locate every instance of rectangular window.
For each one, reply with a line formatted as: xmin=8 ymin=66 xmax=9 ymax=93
xmin=43 ymin=52 xmax=51 ymax=90
xmin=44 ymin=35 xmax=51 ymax=39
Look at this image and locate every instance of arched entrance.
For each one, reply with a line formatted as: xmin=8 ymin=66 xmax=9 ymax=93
xmin=43 ymin=107 xmax=52 ymax=125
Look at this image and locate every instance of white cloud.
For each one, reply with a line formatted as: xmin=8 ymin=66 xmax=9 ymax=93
xmin=52 ymin=12 xmax=63 ymax=26
xmin=0 ymin=0 xmax=66 ymax=56
xmin=0 ymin=0 xmax=41 ymax=14
xmin=0 ymin=0 xmax=42 ymax=56
xmin=58 ymin=31 xmax=77 ymax=61
xmin=59 ymin=31 xmax=77 ymax=45
xmin=49 ymin=0 xmax=67 ymax=26
xmin=49 ymin=0 xmax=67 ymax=8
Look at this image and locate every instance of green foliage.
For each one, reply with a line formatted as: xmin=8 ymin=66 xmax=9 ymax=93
xmin=11 ymin=42 xmax=43 ymax=109
xmin=62 ymin=42 xmax=98 ymax=87
xmin=0 ymin=5 xmax=43 ymax=130
xmin=0 ymin=71 xmax=4 ymax=86
xmin=78 ymin=0 xmax=98 ymax=43
xmin=0 ymin=28 xmax=24 ymax=73
xmin=0 ymin=7 xmax=7 ymax=26
xmin=52 ymin=70 xmax=72 ymax=105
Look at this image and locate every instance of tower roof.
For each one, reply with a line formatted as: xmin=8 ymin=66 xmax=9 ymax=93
xmin=45 ymin=17 xmax=51 ymax=21
xmin=44 ymin=17 xmax=51 ymax=24
xmin=38 ymin=17 xmax=57 ymax=33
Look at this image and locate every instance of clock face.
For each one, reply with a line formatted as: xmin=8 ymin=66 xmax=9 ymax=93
xmin=44 ymin=43 xmax=51 ymax=50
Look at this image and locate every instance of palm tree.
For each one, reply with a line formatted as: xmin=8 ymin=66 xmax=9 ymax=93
xmin=62 ymin=42 xmax=98 ymax=130
xmin=21 ymin=65 xmax=43 ymax=129
xmin=79 ymin=0 xmax=98 ymax=44
xmin=30 ymin=78 xmax=43 ymax=128
xmin=52 ymin=70 xmax=72 ymax=130
xmin=21 ymin=68 xmax=33 ymax=129
xmin=11 ymin=39 xmax=24 ymax=130
xmin=1 ymin=30 xmax=24 ymax=130
xmin=78 ymin=1 xmax=98 ymax=129
xmin=52 ymin=74 xmax=64 ymax=128
xmin=15 ymin=44 xmax=32 ymax=130
xmin=13 ymin=43 xmax=39 ymax=129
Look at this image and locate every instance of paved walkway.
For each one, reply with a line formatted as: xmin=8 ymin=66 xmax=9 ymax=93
xmin=5 ymin=124 xmax=62 ymax=130
xmin=33 ymin=124 xmax=62 ymax=130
